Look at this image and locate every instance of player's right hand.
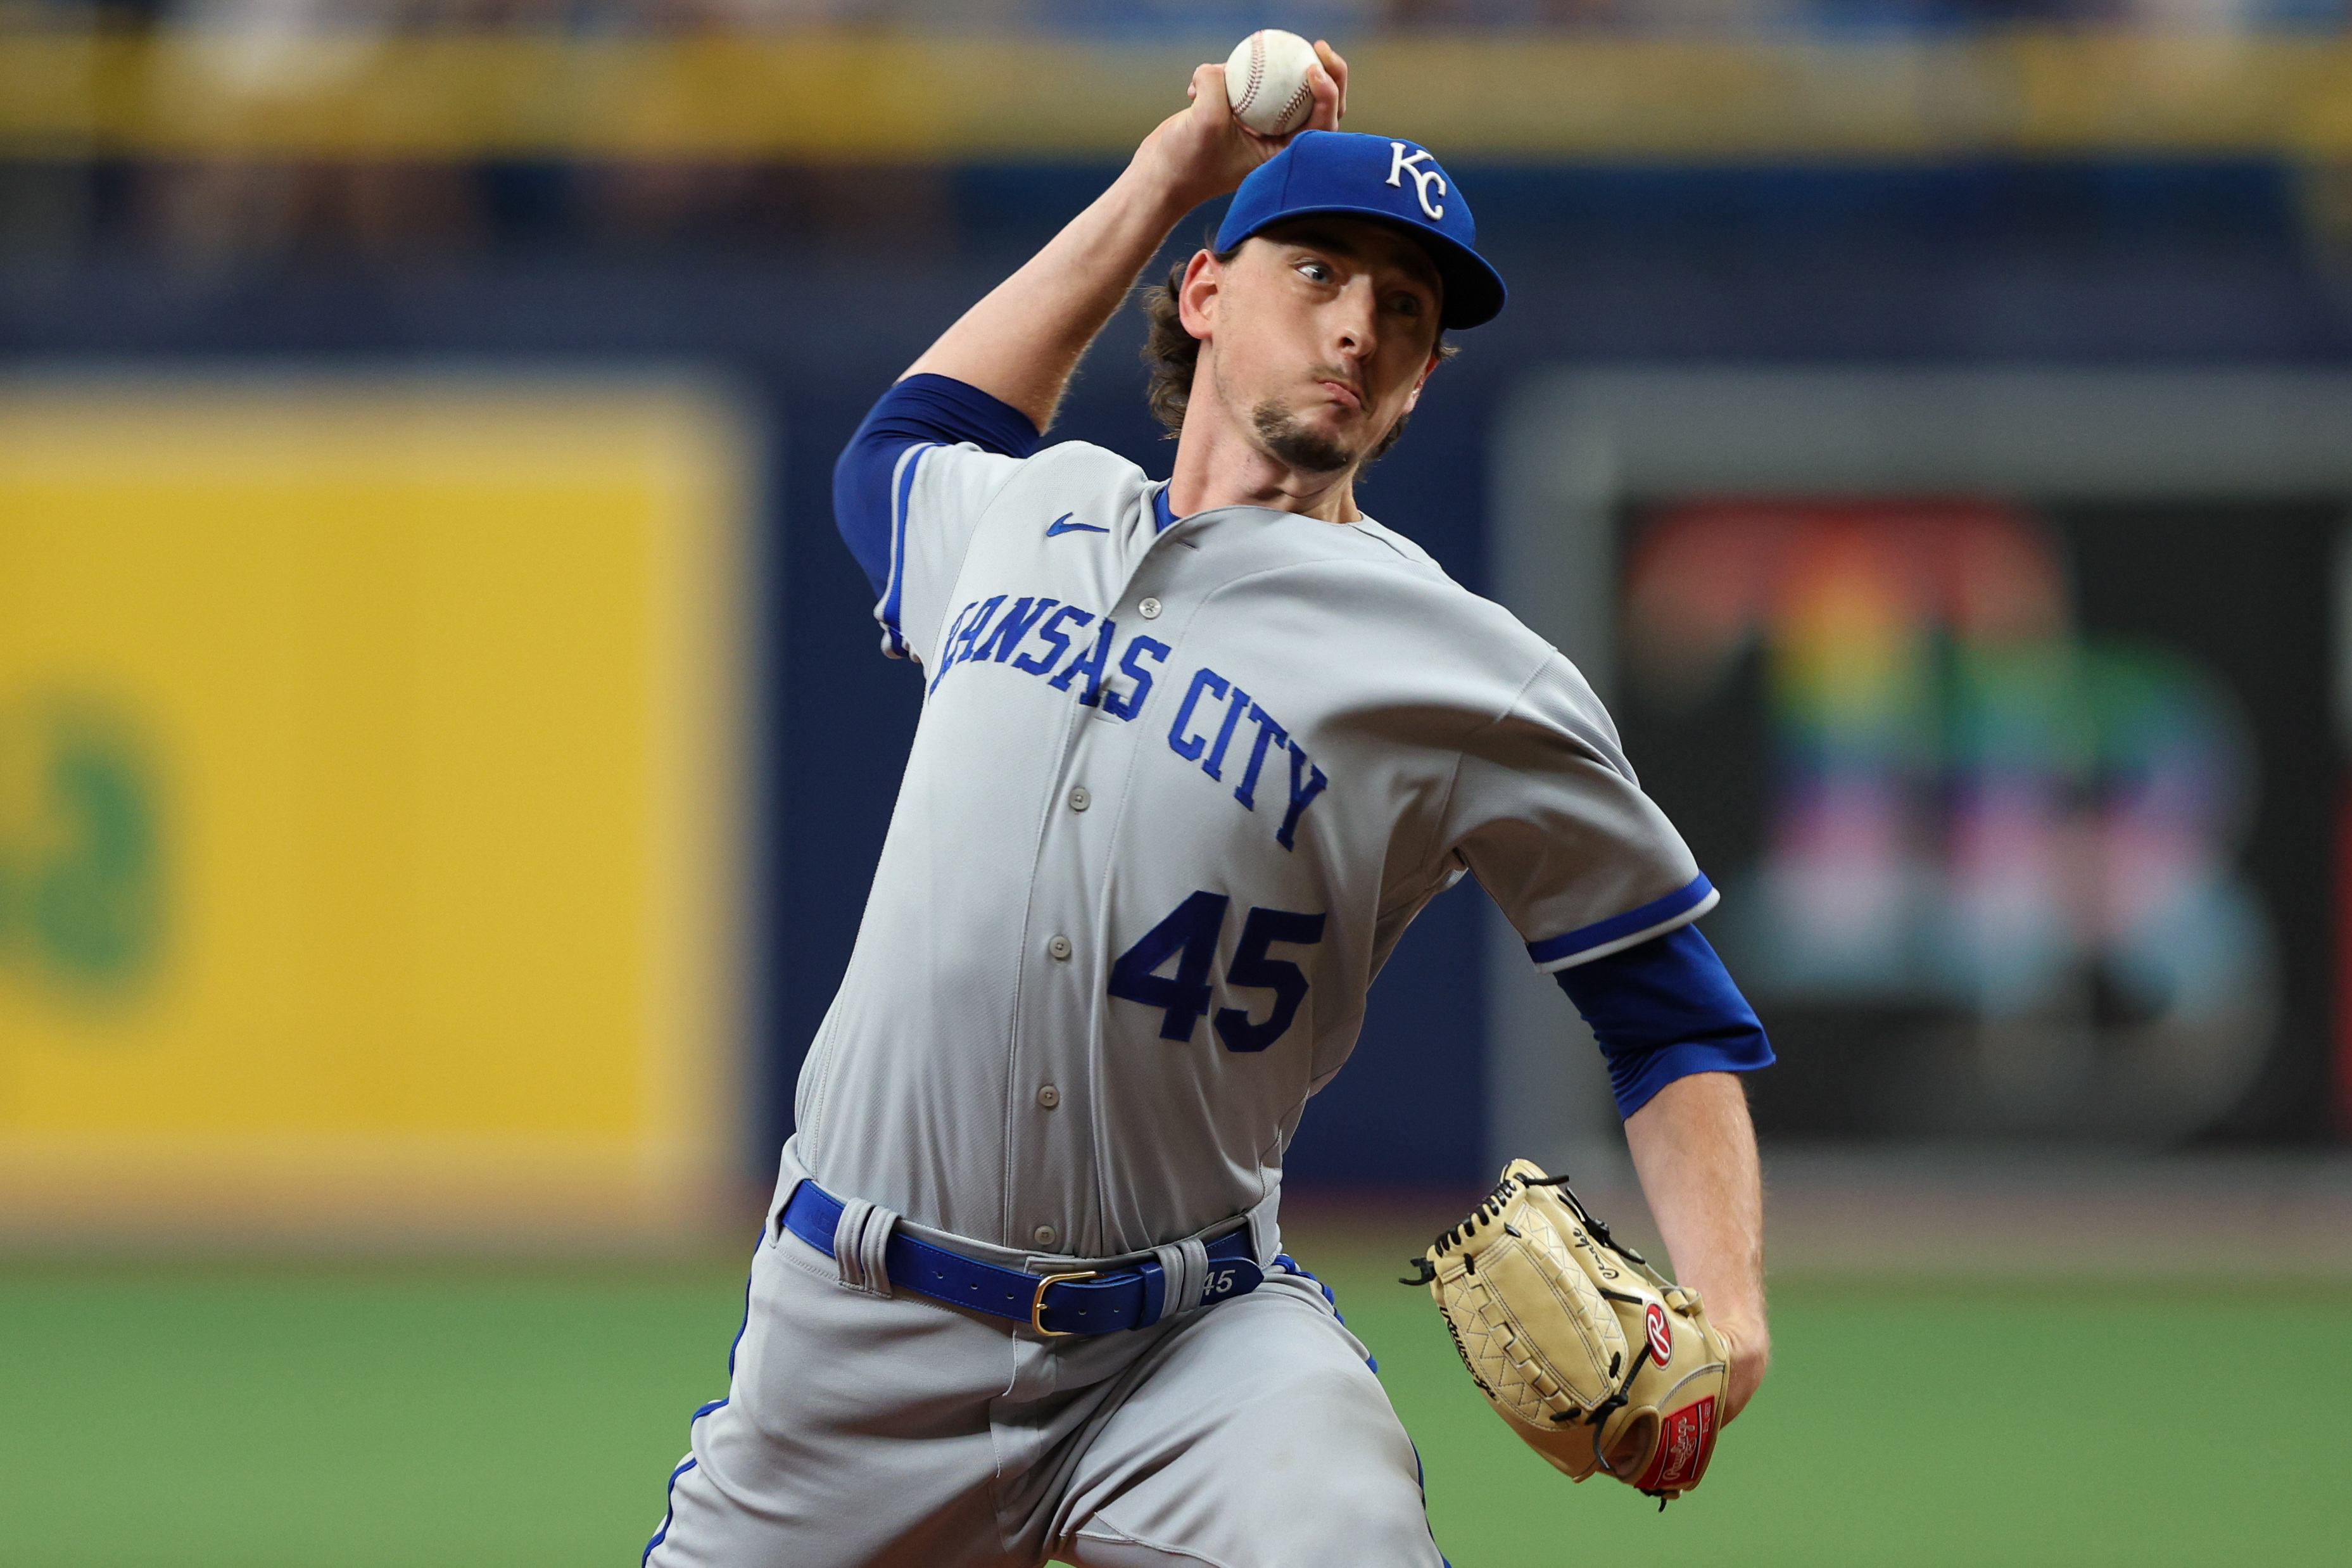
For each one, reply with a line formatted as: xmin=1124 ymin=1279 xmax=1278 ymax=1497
xmin=1135 ymin=41 xmax=1347 ymax=212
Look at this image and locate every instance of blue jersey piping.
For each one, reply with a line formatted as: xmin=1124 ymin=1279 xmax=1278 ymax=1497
xmin=1525 ymin=873 xmax=1718 ymax=970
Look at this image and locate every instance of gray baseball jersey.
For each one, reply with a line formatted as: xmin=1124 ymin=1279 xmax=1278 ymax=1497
xmin=792 ymin=436 xmax=1712 ymax=1261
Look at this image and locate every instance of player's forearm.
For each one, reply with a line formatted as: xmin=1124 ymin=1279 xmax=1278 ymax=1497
xmin=1622 ymin=1070 xmax=1769 ymax=1417
xmin=902 ymin=161 xmax=1194 ymax=433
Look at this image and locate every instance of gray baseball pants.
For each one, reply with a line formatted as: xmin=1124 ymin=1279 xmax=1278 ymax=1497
xmin=642 ymin=1187 xmax=1447 ymax=1567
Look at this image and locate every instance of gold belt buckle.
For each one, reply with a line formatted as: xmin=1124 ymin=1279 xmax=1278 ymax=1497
xmin=1030 ymin=1270 xmax=1100 ymax=1337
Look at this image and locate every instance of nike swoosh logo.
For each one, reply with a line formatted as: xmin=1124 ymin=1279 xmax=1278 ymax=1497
xmin=1046 ymin=513 xmax=1108 ymax=538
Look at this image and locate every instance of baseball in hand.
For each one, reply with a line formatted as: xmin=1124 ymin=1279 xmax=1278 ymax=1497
xmin=1225 ymin=30 xmax=1320 ymax=137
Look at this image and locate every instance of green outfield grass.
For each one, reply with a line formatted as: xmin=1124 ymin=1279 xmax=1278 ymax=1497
xmin=1 ymin=1249 xmax=2344 ymax=1567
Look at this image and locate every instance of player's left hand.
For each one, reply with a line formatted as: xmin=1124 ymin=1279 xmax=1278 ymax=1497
xmin=1135 ymin=41 xmax=1348 ymax=212
xmin=1717 ymin=1319 xmax=1770 ymax=1424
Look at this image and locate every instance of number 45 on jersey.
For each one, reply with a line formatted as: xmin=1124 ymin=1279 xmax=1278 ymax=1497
xmin=1108 ymin=891 xmax=1326 ymax=1053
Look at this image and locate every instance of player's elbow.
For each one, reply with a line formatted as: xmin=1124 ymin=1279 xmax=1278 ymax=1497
xmin=1551 ymin=923 xmax=1774 ymax=1119
xmin=833 ymin=430 xmax=901 ymax=601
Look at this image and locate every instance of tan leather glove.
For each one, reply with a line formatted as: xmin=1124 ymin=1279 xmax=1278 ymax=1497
xmin=1407 ymin=1159 xmax=1731 ymax=1506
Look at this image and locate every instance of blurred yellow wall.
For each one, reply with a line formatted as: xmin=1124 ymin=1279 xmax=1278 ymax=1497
xmin=0 ymin=374 xmax=752 ymax=1246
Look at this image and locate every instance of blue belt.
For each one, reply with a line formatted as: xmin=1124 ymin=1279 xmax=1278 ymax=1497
xmin=779 ymin=1180 xmax=1263 ymax=1337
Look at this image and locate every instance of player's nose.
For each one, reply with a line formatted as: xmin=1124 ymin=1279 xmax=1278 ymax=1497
xmin=1329 ymin=279 xmax=1379 ymax=361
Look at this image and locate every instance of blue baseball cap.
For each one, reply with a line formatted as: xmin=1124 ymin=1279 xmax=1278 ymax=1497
xmin=1213 ymin=130 xmax=1507 ymax=330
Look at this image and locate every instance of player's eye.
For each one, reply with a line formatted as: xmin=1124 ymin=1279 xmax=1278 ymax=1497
xmin=1295 ymin=259 xmax=1333 ymax=284
xmin=1389 ymin=292 xmax=1424 ymax=318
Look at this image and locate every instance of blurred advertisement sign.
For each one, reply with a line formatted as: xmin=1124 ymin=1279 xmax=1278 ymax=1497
xmin=1491 ymin=370 xmax=2351 ymax=1151
xmin=0 ymin=374 xmax=753 ymax=1244
xmin=1622 ymin=499 xmax=2286 ymax=1137
xmin=0 ymin=699 xmax=163 ymax=999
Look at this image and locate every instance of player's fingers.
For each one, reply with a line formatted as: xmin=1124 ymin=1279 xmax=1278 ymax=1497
xmin=1304 ymin=58 xmax=1341 ymax=134
xmin=1315 ymin=40 xmax=1349 ymax=119
xmin=1189 ymin=62 xmax=1234 ymax=126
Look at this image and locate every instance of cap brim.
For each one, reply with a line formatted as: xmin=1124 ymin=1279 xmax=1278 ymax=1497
xmin=1227 ymin=202 xmax=1508 ymax=331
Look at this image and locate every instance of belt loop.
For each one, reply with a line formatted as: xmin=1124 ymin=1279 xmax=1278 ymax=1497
xmin=833 ymin=1198 xmax=899 ymax=1298
xmin=1149 ymin=1237 xmax=1210 ymax=1323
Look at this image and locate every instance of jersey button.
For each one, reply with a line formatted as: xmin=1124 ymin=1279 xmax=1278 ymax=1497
xmin=1047 ymin=935 xmax=1073 ymax=961
xmin=1036 ymin=1084 xmax=1061 ymax=1110
xmin=1138 ymin=597 xmax=1162 ymax=619
xmin=1032 ymin=1225 xmax=1058 ymax=1248
xmin=1068 ymin=785 xmax=1091 ymax=812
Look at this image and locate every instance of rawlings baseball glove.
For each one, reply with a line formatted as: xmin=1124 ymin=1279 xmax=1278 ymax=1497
xmin=1404 ymin=1160 xmax=1731 ymax=1506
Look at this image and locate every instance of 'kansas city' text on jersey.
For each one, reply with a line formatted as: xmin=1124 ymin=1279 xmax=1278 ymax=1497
xmin=795 ymin=439 xmax=1716 ymax=1260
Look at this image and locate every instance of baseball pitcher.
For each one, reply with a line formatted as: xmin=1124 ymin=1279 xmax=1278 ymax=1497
xmin=644 ymin=40 xmax=1774 ymax=1567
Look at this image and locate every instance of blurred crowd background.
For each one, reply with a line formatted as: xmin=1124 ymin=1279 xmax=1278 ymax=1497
xmin=7 ymin=4 xmax=2352 ymax=1248
xmin=13 ymin=1 xmax=2352 ymax=31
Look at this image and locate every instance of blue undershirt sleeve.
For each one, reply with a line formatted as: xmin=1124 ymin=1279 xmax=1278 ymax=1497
xmin=1552 ymin=923 xmax=1774 ymax=1119
xmin=832 ymin=373 xmax=1043 ymax=599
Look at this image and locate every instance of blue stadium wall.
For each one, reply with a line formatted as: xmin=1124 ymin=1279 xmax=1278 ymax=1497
xmin=7 ymin=156 xmax=2343 ymax=1184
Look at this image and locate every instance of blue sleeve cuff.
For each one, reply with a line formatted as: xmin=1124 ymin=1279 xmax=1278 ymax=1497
xmin=831 ymin=374 xmax=1042 ymax=598
xmin=866 ymin=373 xmax=1043 ymax=459
xmin=1552 ymin=923 xmax=1774 ymax=1118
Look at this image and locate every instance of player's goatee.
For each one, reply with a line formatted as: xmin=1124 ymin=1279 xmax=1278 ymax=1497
xmin=1253 ymin=400 xmax=1356 ymax=474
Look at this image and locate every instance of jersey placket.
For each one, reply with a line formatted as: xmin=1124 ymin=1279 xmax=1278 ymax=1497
xmin=1004 ymin=516 xmax=1205 ymax=1261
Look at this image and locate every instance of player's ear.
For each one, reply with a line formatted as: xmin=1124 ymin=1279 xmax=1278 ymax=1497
xmin=1402 ymin=348 xmax=1441 ymax=414
xmin=1177 ymin=249 xmax=1222 ymax=341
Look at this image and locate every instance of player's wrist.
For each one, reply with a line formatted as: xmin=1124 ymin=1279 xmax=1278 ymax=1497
xmin=1717 ymin=1315 xmax=1770 ymax=1377
xmin=1111 ymin=145 xmax=1214 ymax=232
xmin=1129 ymin=62 xmax=1299 ymax=214
xmin=1125 ymin=120 xmax=1244 ymax=219
xmin=1717 ymin=1318 xmax=1769 ymax=1424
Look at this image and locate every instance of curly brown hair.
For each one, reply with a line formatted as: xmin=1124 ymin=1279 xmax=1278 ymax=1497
xmin=1137 ymin=244 xmax=1457 ymax=466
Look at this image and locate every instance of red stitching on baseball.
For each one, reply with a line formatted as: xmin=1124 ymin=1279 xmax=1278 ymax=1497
xmin=1237 ymin=35 xmax=1267 ymax=118
xmin=1277 ymin=79 xmax=1312 ymax=133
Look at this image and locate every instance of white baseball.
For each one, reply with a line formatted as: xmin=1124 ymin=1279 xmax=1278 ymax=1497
xmin=1223 ymin=29 xmax=1320 ymax=138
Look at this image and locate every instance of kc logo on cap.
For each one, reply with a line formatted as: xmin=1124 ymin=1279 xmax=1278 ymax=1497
xmin=1386 ymin=142 xmax=1446 ymax=220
